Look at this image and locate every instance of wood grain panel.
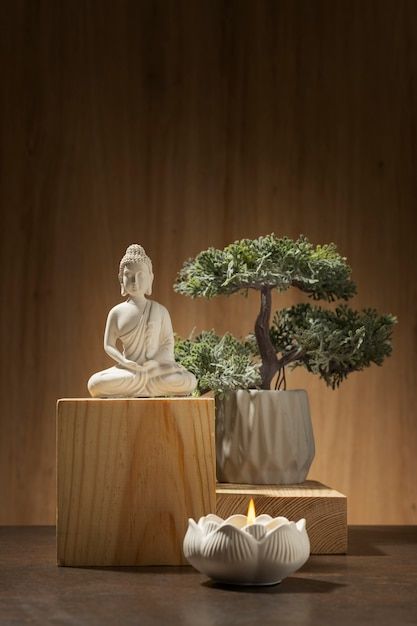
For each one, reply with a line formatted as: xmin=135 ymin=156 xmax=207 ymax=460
xmin=57 ymin=397 xmax=215 ymax=566
xmin=1 ymin=0 xmax=416 ymax=523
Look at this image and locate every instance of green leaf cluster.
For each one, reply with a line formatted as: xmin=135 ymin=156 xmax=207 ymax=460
xmin=174 ymin=234 xmax=356 ymax=301
xmin=270 ymin=304 xmax=397 ymax=388
xmin=174 ymin=330 xmax=260 ymax=396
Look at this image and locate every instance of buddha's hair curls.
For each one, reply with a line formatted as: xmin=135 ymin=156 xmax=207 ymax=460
xmin=118 ymin=244 xmax=153 ymax=284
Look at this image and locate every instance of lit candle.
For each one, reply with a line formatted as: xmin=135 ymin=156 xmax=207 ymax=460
xmin=183 ymin=506 xmax=310 ymax=586
xmin=246 ymin=498 xmax=256 ymax=525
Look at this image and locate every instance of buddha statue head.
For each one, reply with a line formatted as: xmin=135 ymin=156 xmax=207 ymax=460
xmin=118 ymin=244 xmax=154 ymax=298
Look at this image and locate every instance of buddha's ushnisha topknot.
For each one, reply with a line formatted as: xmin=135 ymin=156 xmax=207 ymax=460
xmin=118 ymin=244 xmax=153 ymax=284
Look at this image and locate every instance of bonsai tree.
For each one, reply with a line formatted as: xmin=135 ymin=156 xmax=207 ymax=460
xmin=174 ymin=235 xmax=396 ymax=392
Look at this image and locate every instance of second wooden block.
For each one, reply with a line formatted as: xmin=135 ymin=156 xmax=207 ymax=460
xmin=216 ymin=481 xmax=347 ymax=554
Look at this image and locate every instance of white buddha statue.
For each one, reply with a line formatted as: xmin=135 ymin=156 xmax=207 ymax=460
xmin=88 ymin=244 xmax=197 ymax=398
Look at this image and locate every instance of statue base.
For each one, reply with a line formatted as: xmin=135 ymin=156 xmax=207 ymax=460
xmin=57 ymin=397 xmax=215 ymax=566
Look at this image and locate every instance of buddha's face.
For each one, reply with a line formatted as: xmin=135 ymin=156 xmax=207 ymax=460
xmin=122 ymin=261 xmax=153 ymax=297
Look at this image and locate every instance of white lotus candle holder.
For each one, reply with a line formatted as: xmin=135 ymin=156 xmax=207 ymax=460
xmin=183 ymin=503 xmax=310 ymax=586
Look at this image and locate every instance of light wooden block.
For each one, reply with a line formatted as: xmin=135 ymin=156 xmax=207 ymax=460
xmin=216 ymin=481 xmax=347 ymax=554
xmin=57 ymin=397 xmax=215 ymax=566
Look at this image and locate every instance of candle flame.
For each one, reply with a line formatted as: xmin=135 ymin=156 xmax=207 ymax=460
xmin=247 ymin=498 xmax=256 ymax=525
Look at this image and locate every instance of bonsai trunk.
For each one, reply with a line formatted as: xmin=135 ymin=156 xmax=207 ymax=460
xmin=255 ymin=286 xmax=279 ymax=389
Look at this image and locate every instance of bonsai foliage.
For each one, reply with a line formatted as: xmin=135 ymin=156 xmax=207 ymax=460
xmin=174 ymin=235 xmax=396 ymax=391
xmin=270 ymin=304 xmax=395 ymax=388
xmin=174 ymin=330 xmax=260 ymax=395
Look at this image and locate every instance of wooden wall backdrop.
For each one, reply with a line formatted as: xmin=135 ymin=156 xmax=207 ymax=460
xmin=1 ymin=0 xmax=416 ymax=525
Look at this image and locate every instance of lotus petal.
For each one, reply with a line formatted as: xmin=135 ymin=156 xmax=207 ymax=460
xmin=254 ymin=514 xmax=273 ymax=524
xmin=259 ymin=522 xmax=310 ymax=580
xmin=202 ymin=523 xmax=257 ymax=563
xmin=200 ymin=524 xmax=258 ymax=583
xmin=183 ymin=519 xmax=203 ymax=560
xmin=265 ymin=517 xmax=291 ymax=531
xmin=223 ymin=514 xmax=248 ymax=529
xmin=243 ymin=523 xmax=267 ymax=540
xmin=203 ymin=514 xmax=224 ymax=525
xmin=200 ymin=517 xmax=222 ymax=536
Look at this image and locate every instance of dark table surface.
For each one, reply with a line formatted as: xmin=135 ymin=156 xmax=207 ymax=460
xmin=0 ymin=526 xmax=416 ymax=626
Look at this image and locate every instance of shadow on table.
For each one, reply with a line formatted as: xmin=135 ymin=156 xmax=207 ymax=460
xmin=347 ymin=526 xmax=417 ymax=556
xmin=202 ymin=577 xmax=345 ymax=594
xmin=76 ymin=565 xmax=197 ymax=574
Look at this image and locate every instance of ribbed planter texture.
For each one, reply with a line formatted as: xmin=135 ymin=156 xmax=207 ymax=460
xmin=215 ymin=389 xmax=315 ymax=485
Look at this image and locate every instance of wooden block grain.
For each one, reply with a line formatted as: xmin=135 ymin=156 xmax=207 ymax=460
xmin=57 ymin=398 xmax=215 ymax=566
xmin=216 ymin=481 xmax=347 ymax=554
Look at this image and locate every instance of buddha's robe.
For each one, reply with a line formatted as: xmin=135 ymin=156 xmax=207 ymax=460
xmin=88 ymin=300 xmax=196 ymax=398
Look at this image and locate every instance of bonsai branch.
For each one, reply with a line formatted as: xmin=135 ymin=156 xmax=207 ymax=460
xmin=277 ymin=346 xmax=304 ymax=368
xmin=274 ymin=347 xmax=304 ymax=391
xmin=275 ymin=366 xmax=286 ymax=390
xmin=255 ymin=286 xmax=279 ymax=389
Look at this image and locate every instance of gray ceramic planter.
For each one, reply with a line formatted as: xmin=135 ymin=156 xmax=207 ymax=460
xmin=215 ymin=389 xmax=315 ymax=484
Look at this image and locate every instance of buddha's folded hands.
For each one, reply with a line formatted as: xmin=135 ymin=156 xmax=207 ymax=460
xmin=123 ymin=359 xmax=144 ymax=372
